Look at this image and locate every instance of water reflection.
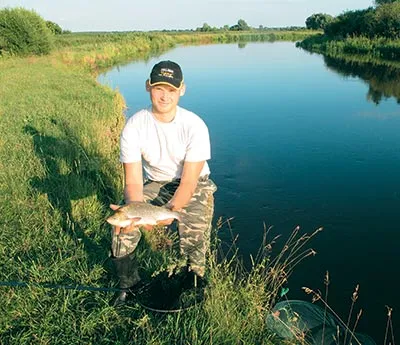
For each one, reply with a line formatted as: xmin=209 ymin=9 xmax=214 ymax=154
xmin=323 ymin=55 xmax=400 ymax=105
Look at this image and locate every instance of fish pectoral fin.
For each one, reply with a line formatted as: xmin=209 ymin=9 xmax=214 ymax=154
xmin=109 ymin=204 xmax=121 ymax=211
xmin=127 ymin=216 xmax=142 ymax=222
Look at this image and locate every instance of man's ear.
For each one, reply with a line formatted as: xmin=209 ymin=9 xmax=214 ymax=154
xmin=179 ymin=84 xmax=186 ymax=96
xmin=145 ymin=79 xmax=151 ymax=92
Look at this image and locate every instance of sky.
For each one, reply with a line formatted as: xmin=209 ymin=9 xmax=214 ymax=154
xmin=0 ymin=0 xmax=374 ymax=32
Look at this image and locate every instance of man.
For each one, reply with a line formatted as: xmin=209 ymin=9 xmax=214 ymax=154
xmin=110 ymin=60 xmax=217 ymax=305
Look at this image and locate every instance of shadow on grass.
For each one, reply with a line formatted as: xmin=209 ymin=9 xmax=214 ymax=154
xmin=23 ymin=122 xmax=116 ymax=268
xmin=22 ymin=122 xmax=184 ymax=290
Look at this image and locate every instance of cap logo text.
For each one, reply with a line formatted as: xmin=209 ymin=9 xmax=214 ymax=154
xmin=159 ymin=68 xmax=174 ymax=79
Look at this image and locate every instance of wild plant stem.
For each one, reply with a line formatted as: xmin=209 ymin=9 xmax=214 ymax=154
xmin=322 ymin=271 xmax=329 ymax=345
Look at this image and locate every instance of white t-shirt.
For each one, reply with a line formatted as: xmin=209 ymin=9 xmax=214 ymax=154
xmin=120 ymin=106 xmax=211 ymax=181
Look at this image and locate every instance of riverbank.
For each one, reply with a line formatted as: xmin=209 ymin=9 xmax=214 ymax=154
xmin=297 ymin=34 xmax=400 ymax=61
xmin=0 ymin=31 xmax=321 ymax=344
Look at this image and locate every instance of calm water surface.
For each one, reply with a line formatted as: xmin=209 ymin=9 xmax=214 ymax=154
xmin=99 ymin=42 xmax=400 ymax=341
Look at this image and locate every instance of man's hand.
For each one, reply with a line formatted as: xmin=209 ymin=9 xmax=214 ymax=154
xmin=156 ymin=218 xmax=175 ymax=226
xmin=110 ymin=204 xmax=138 ymax=235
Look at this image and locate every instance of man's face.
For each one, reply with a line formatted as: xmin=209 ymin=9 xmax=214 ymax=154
xmin=148 ymin=83 xmax=183 ymax=116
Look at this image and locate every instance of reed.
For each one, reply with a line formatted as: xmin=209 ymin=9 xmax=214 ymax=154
xmin=297 ymin=34 xmax=400 ymax=61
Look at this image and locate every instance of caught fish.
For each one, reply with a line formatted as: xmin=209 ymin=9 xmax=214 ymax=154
xmin=107 ymin=201 xmax=181 ymax=228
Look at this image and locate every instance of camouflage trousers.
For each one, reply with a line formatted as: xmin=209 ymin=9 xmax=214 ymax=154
xmin=111 ymin=177 xmax=217 ymax=277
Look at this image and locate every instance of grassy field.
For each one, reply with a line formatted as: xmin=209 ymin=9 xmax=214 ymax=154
xmin=0 ymin=31 xmax=324 ymax=344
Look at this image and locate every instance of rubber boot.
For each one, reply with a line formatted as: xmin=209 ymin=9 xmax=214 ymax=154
xmin=111 ymin=252 xmax=141 ymax=306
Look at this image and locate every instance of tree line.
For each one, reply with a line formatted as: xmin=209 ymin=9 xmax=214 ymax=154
xmin=197 ymin=19 xmax=251 ymax=32
xmin=196 ymin=19 xmax=304 ymax=32
xmin=305 ymin=0 xmax=400 ymax=39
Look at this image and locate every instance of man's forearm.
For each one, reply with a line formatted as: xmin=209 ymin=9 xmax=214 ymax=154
xmin=169 ymin=181 xmax=197 ymax=210
xmin=124 ymin=183 xmax=144 ymax=203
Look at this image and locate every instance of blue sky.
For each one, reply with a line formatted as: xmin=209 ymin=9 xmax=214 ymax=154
xmin=1 ymin=0 xmax=374 ymax=32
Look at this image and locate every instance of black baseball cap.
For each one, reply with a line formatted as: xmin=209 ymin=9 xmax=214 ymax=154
xmin=149 ymin=60 xmax=184 ymax=89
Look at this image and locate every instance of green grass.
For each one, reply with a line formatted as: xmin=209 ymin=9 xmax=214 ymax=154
xmin=297 ymin=33 xmax=400 ymax=61
xmin=0 ymin=31 xmax=323 ymax=344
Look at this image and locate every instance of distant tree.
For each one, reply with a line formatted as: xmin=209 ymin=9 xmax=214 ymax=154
xmin=237 ymin=19 xmax=250 ymax=30
xmin=229 ymin=19 xmax=250 ymax=31
xmin=197 ymin=23 xmax=213 ymax=32
xmin=46 ymin=20 xmax=62 ymax=35
xmin=305 ymin=13 xmax=334 ymax=30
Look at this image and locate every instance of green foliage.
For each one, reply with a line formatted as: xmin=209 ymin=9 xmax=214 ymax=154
xmin=194 ymin=19 xmax=253 ymax=32
xmin=298 ymin=33 xmax=400 ymax=62
xmin=374 ymin=2 xmax=400 ymax=38
xmin=46 ymin=20 xmax=63 ymax=35
xmin=321 ymin=3 xmax=399 ymax=39
xmin=299 ymin=2 xmax=400 ymax=60
xmin=0 ymin=7 xmax=53 ymax=56
xmin=237 ymin=19 xmax=250 ymax=30
xmin=230 ymin=19 xmax=250 ymax=31
xmin=324 ymin=8 xmax=376 ymax=38
xmin=197 ymin=23 xmax=213 ymax=32
xmin=305 ymin=13 xmax=334 ymax=30
xmin=375 ymin=0 xmax=400 ymax=5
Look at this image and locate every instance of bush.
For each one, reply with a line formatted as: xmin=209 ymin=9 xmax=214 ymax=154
xmin=324 ymin=8 xmax=376 ymax=38
xmin=323 ymin=4 xmax=400 ymax=39
xmin=46 ymin=20 xmax=63 ymax=35
xmin=0 ymin=7 xmax=53 ymax=56
xmin=305 ymin=13 xmax=334 ymax=30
